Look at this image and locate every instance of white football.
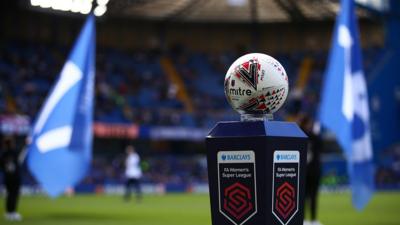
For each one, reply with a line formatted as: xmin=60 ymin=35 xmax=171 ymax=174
xmin=224 ymin=53 xmax=289 ymax=115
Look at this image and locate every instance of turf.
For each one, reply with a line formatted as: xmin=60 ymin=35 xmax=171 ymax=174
xmin=0 ymin=192 xmax=399 ymax=225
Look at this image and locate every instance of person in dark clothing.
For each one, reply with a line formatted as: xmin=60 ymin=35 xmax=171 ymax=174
xmin=300 ymin=116 xmax=323 ymax=225
xmin=0 ymin=137 xmax=22 ymax=221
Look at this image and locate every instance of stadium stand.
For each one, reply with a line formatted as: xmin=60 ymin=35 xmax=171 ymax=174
xmin=2 ymin=40 xmax=397 ymax=192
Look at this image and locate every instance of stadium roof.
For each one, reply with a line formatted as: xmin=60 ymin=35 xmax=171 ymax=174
xmin=23 ymin=0 xmax=383 ymax=22
xmin=106 ymin=0 xmax=373 ymax=23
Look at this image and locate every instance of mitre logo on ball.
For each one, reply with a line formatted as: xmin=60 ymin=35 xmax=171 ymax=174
xmin=224 ymin=53 xmax=289 ymax=115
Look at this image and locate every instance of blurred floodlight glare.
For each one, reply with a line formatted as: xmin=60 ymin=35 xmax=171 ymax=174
xmin=96 ymin=0 xmax=109 ymax=6
xmin=80 ymin=1 xmax=93 ymax=14
xmin=51 ymin=0 xmax=72 ymax=11
xmin=30 ymin=0 xmax=102 ymax=16
xmin=94 ymin=5 xmax=107 ymax=16
xmin=30 ymin=0 xmax=40 ymax=6
xmin=71 ymin=0 xmax=82 ymax=13
xmin=39 ymin=0 xmax=52 ymax=8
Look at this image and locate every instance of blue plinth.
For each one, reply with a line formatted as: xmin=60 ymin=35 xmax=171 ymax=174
xmin=208 ymin=120 xmax=307 ymax=138
xmin=206 ymin=120 xmax=308 ymax=225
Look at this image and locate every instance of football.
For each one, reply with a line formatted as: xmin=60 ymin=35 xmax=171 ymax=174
xmin=224 ymin=53 xmax=289 ymax=115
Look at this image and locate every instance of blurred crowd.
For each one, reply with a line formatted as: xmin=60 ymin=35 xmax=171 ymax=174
xmin=1 ymin=41 xmax=386 ymax=127
xmin=86 ymin=154 xmax=208 ymax=186
xmin=15 ymin=152 xmax=209 ymax=191
xmin=1 ymin=41 xmax=397 ymax=191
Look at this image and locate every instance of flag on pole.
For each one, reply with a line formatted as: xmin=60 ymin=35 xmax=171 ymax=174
xmin=27 ymin=15 xmax=96 ymax=197
xmin=319 ymin=0 xmax=374 ymax=210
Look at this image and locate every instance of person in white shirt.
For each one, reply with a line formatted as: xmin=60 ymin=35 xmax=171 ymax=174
xmin=124 ymin=145 xmax=142 ymax=202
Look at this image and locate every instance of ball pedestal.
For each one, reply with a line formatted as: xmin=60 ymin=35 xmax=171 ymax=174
xmin=206 ymin=119 xmax=307 ymax=225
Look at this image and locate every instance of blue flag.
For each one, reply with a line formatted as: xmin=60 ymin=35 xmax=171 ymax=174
xmin=27 ymin=15 xmax=95 ymax=197
xmin=319 ymin=0 xmax=374 ymax=210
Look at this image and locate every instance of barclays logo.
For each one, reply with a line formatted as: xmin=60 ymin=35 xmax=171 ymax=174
xmin=218 ymin=151 xmax=254 ymax=163
xmin=276 ymin=154 xmax=297 ymax=161
xmin=274 ymin=151 xmax=299 ymax=163
xmin=223 ymin=154 xmax=251 ymax=161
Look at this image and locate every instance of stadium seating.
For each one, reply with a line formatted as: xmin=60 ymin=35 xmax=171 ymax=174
xmin=2 ymin=41 xmax=396 ymax=190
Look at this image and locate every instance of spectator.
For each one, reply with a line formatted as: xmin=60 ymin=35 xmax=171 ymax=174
xmin=0 ymin=136 xmax=22 ymax=221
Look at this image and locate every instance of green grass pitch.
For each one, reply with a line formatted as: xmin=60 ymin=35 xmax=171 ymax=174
xmin=1 ymin=192 xmax=399 ymax=225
